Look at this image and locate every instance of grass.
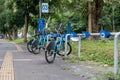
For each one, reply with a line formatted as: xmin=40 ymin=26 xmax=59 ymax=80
xmin=5 ymin=38 xmax=26 ymax=45
xmin=11 ymin=38 xmax=24 ymax=43
xmin=104 ymin=71 xmax=120 ymax=80
xmin=70 ymin=39 xmax=120 ymax=66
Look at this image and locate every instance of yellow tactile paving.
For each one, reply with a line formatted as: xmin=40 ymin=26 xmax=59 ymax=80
xmin=0 ymin=50 xmax=14 ymax=80
xmin=14 ymin=44 xmax=24 ymax=52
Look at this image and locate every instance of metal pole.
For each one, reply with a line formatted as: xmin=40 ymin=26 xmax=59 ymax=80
xmin=39 ymin=0 xmax=42 ymax=18
xmin=78 ymin=36 xmax=81 ymax=58
xmin=65 ymin=34 xmax=69 ymax=58
xmin=47 ymin=35 xmax=49 ymax=45
xmin=114 ymin=32 xmax=120 ymax=75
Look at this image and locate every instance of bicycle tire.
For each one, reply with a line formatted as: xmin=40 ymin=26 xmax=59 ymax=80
xmin=27 ymin=39 xmax=33 ymax=53
xmin=45 ymin=41 xmax=56 ymax=63
xmin=31 ymin=40 xmax=41 ymax=54
xmin=57 ymin=42 xmax=72 ymax=56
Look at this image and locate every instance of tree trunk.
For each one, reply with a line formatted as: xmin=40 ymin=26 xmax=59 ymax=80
xmin=88 ymin=1 xmax=92 ymax=40
xmin=87 ymin=0 xmax=103 ymax=39
xmin=88 ymin=2 xmax=92 ymax=33
xmin=13 ymin=29 xmax=17 ymax=39
xmin=7 ymin=32 xmax=12 ymax=40
xmin=112 ymin=7 xmax=115 ymax=32
xmin=23 ymin=15 xmax=28 ymax=42
xmin=4 ymin=32 xmax=8 ymax=39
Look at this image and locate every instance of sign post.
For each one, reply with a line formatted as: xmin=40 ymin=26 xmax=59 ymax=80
xmin=39 ymin=0 xmax=42 ymax=18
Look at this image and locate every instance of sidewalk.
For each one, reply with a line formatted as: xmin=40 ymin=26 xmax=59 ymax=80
xmin=0 ymin=39 xmax=113 ymax=80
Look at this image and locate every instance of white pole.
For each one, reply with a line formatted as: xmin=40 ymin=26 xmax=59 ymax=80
xmin=78 ymin=36 xmax=81 ymax=58
xmin=114 ymin=32 xmax=120 ymax=75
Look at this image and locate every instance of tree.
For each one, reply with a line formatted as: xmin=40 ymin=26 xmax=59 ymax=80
xmin=88 ymin=0 xmax=104 ymax=39
xmin=99 ymin=0 xmax=120 ymax=32
xmin=15 ymin=0 xmax=39 ymax=42
xmin=0 ymin=0 xmax=15 ymax=39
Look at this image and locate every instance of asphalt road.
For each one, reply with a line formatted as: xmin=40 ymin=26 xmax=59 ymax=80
xmin=0 ymin=39 xmax=113 ymax=80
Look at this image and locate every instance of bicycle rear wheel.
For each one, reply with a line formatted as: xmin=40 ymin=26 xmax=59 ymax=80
xmin=57 ymin=42 xmax=72 ymax=56
xmin=45 ymin=41 xmax=56 ymax=63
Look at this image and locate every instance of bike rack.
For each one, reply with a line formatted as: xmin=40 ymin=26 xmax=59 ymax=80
xmin=65 ymin=32 xmax=119 ymax=75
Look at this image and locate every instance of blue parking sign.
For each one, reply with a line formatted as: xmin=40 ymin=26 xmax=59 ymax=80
xmin=42 ymin=3 xmax=49 ymax=13
xmin=38 ymin=18 xmax=45 ymax=35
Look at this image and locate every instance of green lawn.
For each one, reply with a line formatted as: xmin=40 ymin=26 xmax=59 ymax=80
xmin=70 ymin=39 xmax=120 ymax=66
xmin=5 ymin=38 xmax=26 ymax=45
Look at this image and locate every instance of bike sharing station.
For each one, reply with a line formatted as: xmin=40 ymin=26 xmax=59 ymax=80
xmin=36 ymin=1 xmax=119 ymax=76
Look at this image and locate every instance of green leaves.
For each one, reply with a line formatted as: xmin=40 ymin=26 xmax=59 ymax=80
xmin=99 ymin=0 xmax=120 ymax=31
xmin=0 ymin=0 xmax=120 ymax=38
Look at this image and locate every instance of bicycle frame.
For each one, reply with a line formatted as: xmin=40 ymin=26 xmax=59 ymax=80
xmin=39 ymin=35 xmax=46 ymax=47
xmin=50 ymin=34 xmax=65 ymax=54
xmin=36 ymin=34 xmax=47 ymax=49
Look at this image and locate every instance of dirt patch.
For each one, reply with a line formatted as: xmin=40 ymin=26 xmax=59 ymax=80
xmin=61 ymin=61 xmax=113 ymax=80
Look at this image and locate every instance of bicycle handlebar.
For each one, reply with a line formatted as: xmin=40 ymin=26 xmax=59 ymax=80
xmin=32 ymin=32 xmax=40 ymax=37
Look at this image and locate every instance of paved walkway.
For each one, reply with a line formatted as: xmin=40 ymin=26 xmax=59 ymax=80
xmin=0 ymin=39 xmax=113 ymax=80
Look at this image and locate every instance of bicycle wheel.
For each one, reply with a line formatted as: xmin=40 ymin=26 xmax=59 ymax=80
xmin=27 ymin=39 xmax=33 ymax=53
xmin=45 ymin=41 xmax=56 ymax=63
xmin=57 ymin=42 xmax=72 ymax=56
xmin=31 ymin=40 xmax=41 ymax=54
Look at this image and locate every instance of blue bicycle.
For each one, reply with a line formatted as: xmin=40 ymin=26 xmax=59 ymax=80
xmin=31 ymin=33 xmax=47 ymax=54
xmin=45 ymin=27 xmax=72 ymax=63
xmin=27 ymin=33 xmax=40 ymax=53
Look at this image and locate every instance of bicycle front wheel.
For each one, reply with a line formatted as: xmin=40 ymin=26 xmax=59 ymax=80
xmin=27 ymin=39 xmax=33 ymax=53
xmin=45 ymin=41 xmax=56 ymax=63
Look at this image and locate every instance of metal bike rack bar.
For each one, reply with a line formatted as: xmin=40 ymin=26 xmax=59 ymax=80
xmin=76 ymin=34 xmax=81 ymax=58
xmin=65 ymin=34 xmax=73 ymax=58
xmin=77 ymin=33 xmax=100 ymax=58
xmin=114 ymin=32 xmax=120 ymax=75
xmin=47 ymin=35 xmax=51 ymax=45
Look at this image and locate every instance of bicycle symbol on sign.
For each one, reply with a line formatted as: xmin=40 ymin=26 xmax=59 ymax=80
xmin=42 ymin=5 xmax=48 ymax=10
